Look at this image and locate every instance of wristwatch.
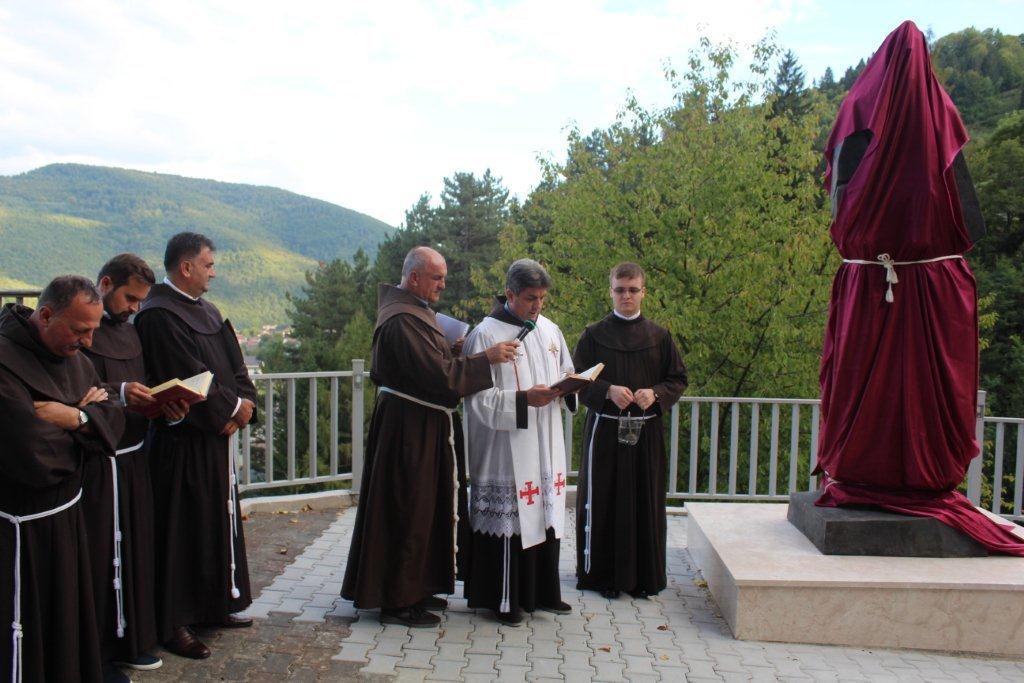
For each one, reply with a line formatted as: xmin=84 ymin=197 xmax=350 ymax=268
xmin=77 ymin=409 xmax=90 ymax=429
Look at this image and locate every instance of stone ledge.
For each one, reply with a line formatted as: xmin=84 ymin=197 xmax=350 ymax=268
xmin=238 ymin=486 xmax=688 ymax=518
xmin=241 ymin=490 xmax=358 ymax=515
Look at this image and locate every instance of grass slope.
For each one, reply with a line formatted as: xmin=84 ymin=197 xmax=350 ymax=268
xmin=0 ymin=164 xmax=392 ymax=329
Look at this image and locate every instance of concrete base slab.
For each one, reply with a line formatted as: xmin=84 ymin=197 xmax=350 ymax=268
xmin=687 ymin=502 xmax=1024 ymax=657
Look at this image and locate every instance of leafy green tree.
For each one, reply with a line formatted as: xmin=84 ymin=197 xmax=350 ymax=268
xmin=932 ymin=28 xmax=1024 ymax=130
xmin=967 ymin=110 xmax=1024 ymax=418
xmin=498 ymin=36 xmax=835 ymax=400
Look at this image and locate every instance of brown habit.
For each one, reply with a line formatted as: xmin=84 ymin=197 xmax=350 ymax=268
xmin=0 ymin=303 xmax=125 ymax=683
xmin=134 ymin=284 xmax=257 ymax=639
xmin=341 ymin=284 xmax=492 ymax=609
xmin=573 ymin=313 xmax=687 ymax=596
xmin=80 ymin=315 xmax=159 ymax=662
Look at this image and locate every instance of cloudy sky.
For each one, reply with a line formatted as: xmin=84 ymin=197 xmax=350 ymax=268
xmin=1 ymin=0 xmax=1021 ymax=225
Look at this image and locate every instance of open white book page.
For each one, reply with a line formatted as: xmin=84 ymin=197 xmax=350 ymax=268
xmin=436 ymin=313 xmax=470 ymax=346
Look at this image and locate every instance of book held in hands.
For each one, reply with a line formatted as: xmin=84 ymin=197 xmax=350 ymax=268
xmin=550 ymin=363 xmax=605 ymax=395
xmin=132 ymin=371 xmax=214 ymax=419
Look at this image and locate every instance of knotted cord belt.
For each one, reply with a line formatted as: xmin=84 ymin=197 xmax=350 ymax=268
xmin=227 ymin=435 xmax=241 ymax=600
xmin=0 ymin=489 xmax=83 ymax=683
xmin=107 ymin=439 xmax=144 ymax=639
xmin=379 ymin=387 xmax=460 ymax=579
xmin=581 ymin=411 xmax=657 ymax=574
xmin=842 ymin=253 xmax=963 ymax=303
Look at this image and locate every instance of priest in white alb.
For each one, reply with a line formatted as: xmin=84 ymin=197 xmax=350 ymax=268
xmin=462 ymin=259 xmax=576 ymax=626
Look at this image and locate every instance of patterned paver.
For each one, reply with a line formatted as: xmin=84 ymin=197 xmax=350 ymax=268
xmin=231 ymin=506 xmax=1024 ymax=681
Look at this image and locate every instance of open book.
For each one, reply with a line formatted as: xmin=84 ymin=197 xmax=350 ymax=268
xmin=131 ymin=371 xmax=214 ymax=419
xmin=551 ymin=363 xmax=605 ymax=396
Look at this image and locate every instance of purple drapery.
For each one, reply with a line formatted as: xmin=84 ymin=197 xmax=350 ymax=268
xmin=814 ymin=21 xmax=1024 ymax=555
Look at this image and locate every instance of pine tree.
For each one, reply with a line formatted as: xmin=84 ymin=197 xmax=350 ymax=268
xmin=771 ymin=50 xmax=810 ymax=118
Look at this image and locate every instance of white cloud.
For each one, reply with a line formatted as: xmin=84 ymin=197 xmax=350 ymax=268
xmin=0 ymin=0 xmax=811 ymax=226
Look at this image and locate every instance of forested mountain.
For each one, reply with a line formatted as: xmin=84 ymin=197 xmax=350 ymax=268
xmin=0 ymin=163 xmax=392 ymax=329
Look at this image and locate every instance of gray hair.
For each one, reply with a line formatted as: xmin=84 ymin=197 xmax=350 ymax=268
xmin=402 ymin=246 xmax=435 ymax=279
xmin=38 ymin=275 xmax=101 ymax=314
xmin=505 ymin=258 xmax=552 ymax=294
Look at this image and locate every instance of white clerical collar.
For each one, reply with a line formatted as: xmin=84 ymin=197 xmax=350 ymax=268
xmin=613 ymin=309 xmax=642 ymax=321
xmin=163 ymin=277 xmax=200 ymax=302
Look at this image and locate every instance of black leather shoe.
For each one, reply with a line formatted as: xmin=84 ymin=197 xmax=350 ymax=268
xmin=494 ymin=609 xmax=523 ymax=626
xmin=628 ymin=589 xmax=650 ymax=600
xmin=415 ymin=595 xmax=448 ymax=612
xmin=163 ymin=626 xmax=211 ymax=660
xmin=218 ymin=613 xmax=254 ymax=628
xmin=537 ymin=601 xmax=572 ymax=615
xmin=600 ymin=589 xmax=621 ymax=599
xmin=381 ymin=606 xmax=441 ymax=628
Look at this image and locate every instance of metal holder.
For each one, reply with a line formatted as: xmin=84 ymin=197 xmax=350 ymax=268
xmin=616 ymin=409 xmax=647 ymax=446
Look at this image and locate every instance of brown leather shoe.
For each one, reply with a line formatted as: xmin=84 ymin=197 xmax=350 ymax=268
xmin=163 ymin=626 xmax=211 ymax=660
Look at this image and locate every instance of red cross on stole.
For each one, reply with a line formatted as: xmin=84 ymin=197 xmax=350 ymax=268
xmin=519 ymin=480 xmax=540 ymax=505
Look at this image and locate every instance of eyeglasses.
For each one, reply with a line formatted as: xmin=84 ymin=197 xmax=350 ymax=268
xmin=612 ymin=287 xmax=643 ymax=295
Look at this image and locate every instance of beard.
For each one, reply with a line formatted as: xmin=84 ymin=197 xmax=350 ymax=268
xmin=105 ymin=303 xmax=131 ymax=324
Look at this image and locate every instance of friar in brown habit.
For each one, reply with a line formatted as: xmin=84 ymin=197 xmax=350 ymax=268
xmin=341 ymin=246 xmax=518 ymax=628
xmin=81 ymin=254 xmax=188 ymax=678
xmin=134 ymin=233 xmax=258 ymax=659
xmin=574 ymin=262 xmax=688 ymax=600
xmin=0 ymin=276 xmax=125 ymax=683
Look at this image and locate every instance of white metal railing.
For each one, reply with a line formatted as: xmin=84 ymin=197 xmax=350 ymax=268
xmin=236 ymin=361 xmax=365 ymax=493
xmin=235 ymin=367 xmax=1023 ymax=521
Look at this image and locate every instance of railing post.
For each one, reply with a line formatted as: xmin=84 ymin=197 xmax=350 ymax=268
xmin=351 ymin=359 xmax=366 ymax=491
xmin=967 ymin=389 xmax=986 ymax=505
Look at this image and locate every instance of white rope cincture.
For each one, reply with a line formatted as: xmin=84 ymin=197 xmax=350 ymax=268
xmin=227 ymin=436 xmax=241 ymax=600
xmin=0 ymin=489 xmax=83 ymax=683
xmin=584 ymin=412 xmax=657 ymax=574
xmin=108 ymin=457 xmax=126 ymax=638
xmin=842 ymin=253 xmax=963 ymax=303
xmin=379 ymin=387 xmax=460 ymax=580
xmin=583 ymin=411 xmax=596 ymax=574
xmin=499 ymin=535 xmax=511 ymax=614
xmin=109 ymin=439 xmax=143 ymax=637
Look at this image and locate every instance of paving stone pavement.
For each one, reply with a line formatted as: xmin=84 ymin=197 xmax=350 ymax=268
xmin=227 ymin=506 xmax=1024 ymax=681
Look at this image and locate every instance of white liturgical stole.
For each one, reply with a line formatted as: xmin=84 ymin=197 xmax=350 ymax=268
xmin=464 ymin=313 xmax=574 ymax=549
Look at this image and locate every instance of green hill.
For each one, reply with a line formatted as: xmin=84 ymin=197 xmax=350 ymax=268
xmin=0 ymin=164 xmax=392 ymax=330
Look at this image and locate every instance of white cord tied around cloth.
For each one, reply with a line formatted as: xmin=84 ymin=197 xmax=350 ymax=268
xmin=581 ymin=411 xmax=658 ymax=574
xmin=109 ymin=439 xmax=143 ymax=638
xmin=841 ymin=253 xmax=963 ymax=303
xmin=379 ymin=387 xmax=460 ymax=579
xmin=227 ymin=435 xmax=241 ymax=599
xmin=108 ymin=456 xmax=126 ymax=638
xmin=0 ymin=489 xmax=83 ymax=683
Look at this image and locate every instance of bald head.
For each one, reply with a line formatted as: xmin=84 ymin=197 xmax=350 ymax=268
xmin=399 ymin=246 xmax=447 ymax=304
xmin=401 ymin=246 xmax=442 ymax=279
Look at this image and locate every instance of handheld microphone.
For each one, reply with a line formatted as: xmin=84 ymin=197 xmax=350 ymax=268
xmin=514 ymin=319 xmax=536 ymax=342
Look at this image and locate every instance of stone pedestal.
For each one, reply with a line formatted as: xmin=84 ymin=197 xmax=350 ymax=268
xmin=787 ymin=490 xmax=987 ymax=557
xmin=686 ymin=502 xmax=1024 ymax=657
